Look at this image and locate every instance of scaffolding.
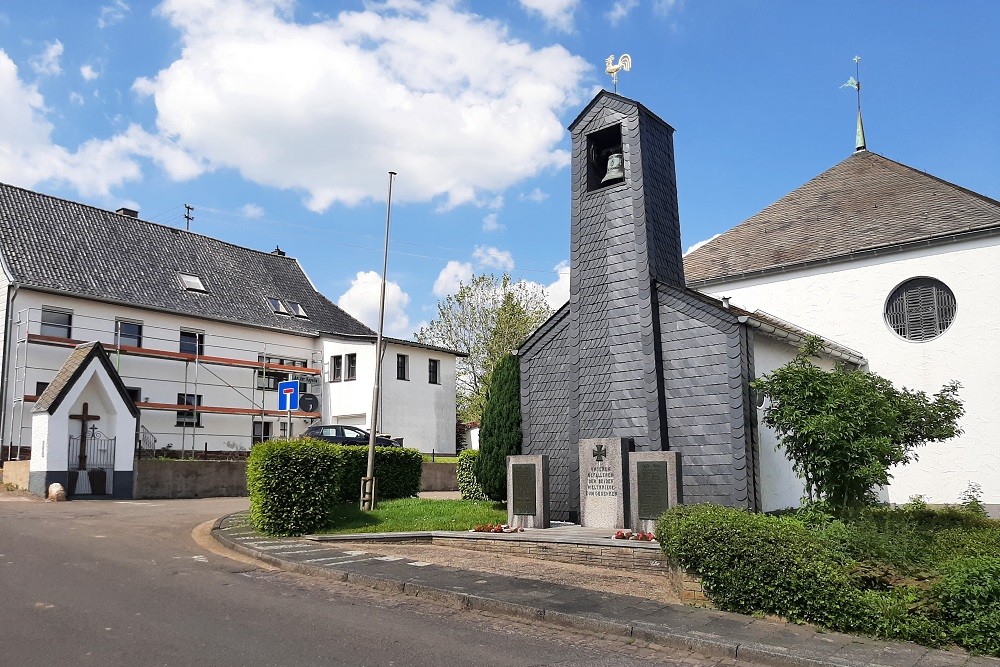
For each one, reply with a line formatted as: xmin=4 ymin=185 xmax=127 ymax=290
xmin=5 ymin=307 xmax=325 ymax=459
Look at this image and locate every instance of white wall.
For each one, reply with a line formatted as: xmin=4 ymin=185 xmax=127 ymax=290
xmin=6 ymin=290 xmax=321 ymax=452
xmin=702 ymin=236 xmax=1000 ymax=505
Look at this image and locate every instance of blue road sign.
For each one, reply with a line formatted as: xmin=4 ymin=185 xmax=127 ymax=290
xmin=277 ymin=380 xmax=299 ymax=411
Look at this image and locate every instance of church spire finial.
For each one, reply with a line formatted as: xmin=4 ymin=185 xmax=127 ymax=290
xmin=841 ymin=55 xmax=867 ymax=152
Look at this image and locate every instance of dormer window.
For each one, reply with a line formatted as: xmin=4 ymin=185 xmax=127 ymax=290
xmin=178 ymin=273 xmax=206 ymax=292
xmin=288 ymin=301 xmax=308 ymax=318
xmin=267 ymin=297 xmax=289 ymax=315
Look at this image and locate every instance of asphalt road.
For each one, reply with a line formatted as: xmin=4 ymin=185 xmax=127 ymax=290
xmin=0 ymin=496 xmax=734 ymax=667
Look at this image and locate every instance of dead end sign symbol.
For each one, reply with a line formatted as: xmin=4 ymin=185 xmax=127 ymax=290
xmin=278 ymin=380 xmax=299 ymax=411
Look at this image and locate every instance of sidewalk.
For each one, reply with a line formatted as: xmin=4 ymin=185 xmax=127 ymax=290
xmin=212 ymin=514 xmax=1000 ymax=667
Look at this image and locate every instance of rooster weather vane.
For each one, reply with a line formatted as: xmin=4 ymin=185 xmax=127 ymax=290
xmin=605 ymin=54 xmax=632 ymax=93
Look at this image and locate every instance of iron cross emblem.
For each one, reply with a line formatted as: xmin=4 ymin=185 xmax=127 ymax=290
xmin=592 ymin=444 xmax=607 ymax=462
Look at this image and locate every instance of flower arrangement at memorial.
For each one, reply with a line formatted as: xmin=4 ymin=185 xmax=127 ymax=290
xmin=472 ymin=524 xmax=524 ymax=533
xmin=613 ymin=530 xmax=656 ymax=541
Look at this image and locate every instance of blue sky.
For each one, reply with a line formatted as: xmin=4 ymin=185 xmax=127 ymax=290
xmin=2 ymin=0 xmax=998 ymax=338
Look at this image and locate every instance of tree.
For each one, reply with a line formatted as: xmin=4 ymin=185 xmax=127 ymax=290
xmin=416 ymin=273 xmax=551 ymax=422
xmin=474 ymin=353 xmax=522 ymax=501
xmin=751 ymin=336 xmax=964 ymax=513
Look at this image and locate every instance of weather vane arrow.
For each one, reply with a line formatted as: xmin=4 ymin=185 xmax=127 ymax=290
xmin=841 ymin=55 xmax=866 ymax=152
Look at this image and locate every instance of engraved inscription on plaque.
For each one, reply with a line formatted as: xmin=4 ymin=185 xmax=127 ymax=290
xmin=511 ymin=464 xmax=537 ymax=516
xmin=586 ymin=464 xmax=617 ymax=497
xmin=637 ymin=461 xmax=670 ymax=520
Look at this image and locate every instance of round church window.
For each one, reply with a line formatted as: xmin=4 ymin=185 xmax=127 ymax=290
xmin=884 ymin=277 xmax=957 ymax=342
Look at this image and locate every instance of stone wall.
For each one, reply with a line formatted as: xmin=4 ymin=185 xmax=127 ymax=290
xmin=133 ymin=460 xmax=247 ymax=499
xmin=420 ymin=462 xmax=457 ymax=491
xmin=1 ymin=460 xmax=30 ymax=489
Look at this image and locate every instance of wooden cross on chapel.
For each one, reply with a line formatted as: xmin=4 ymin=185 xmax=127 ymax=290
xmin=69 ymin=402 xmax=100 ymax=471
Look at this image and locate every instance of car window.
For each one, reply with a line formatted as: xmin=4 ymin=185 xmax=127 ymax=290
xmin=322 ymin=427 xmax=339 ymax=437
xmin=343 ymin=426 xmax=365 ymax=438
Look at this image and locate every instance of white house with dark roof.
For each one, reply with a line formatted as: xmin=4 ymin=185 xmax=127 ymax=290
xmin=685 ymin=149 xmax=1000 ymax=508
xmin=0 ymin=182 xmax=461 ymax=464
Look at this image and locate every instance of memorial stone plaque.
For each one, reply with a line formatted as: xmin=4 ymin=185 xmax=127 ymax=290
xmin=636 ymin=461 xmax=669 ymax=520
xmin=511 ymin=463 xmax=537 ymax=516
xmin=628 ymin=451 xmax=682 ymax=534
xmin=578 ymin=437 xmax=631 ymax=529
xmin=506 ymin=455 xmax=549 ymax=529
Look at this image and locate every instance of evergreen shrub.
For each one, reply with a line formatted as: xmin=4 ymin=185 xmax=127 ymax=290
xmin=474 ymin=354 xmax=522 ymax=501
xmin=457 ymin=450 xmax=487 ymax=501
xmin=246 ymin=438 xmax=422 ymax=535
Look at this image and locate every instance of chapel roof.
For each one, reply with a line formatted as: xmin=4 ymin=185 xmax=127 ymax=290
xmin=683 ymin=151 xmax=1000 ymax=285
xmin=33 ymin=341 xmax=139 ymax=417
xmin=0 ymin=182 xmax=374 ymax=338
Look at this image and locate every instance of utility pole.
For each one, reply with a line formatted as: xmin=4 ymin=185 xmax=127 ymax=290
xmin=361 ymin=171 xmax=397 ymax=511
xmin=184 ymin=204 xmax=194 ymax=231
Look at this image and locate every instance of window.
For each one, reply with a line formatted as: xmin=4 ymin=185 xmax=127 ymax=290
xmin=396 ymin=354 xmax=409 ymax=380
xmin=345 ymin=353 xmax=357 ymax=381
xmin=586 ymin=123 xmax=625 ymax=191
xmin=125 ymin=387 xmax=142 ymax=403
xmin=116 ymin=320 xmax=143 ymax=348
xmin=40 ymin=308 xmax=72 ymax=338
xmin=180 ymin=330 xmax=205 ymax=356
xmin=330 ymin=355 xmax=343 ymax=382
xmin=178 ymin=273 xmax=206 ymax=292
xmin=176 ymin=393 xmax=203 ymax=427
xmin=252 ymin=421 xmax=272 ymax=444
xmin=884 ymin=277 xmax=957 ymax=342
xmin=288 ymin=301 xmax=308 ymax=318
xmin=266 ymin=297 xmax=289 ymax=315
xmin=428 ymin=359 xmax=440 ymax=385
xmin=35 ymin=381 xmax=50 ymax=396
xmin=256 ymin=355 xmax=307 ymax=391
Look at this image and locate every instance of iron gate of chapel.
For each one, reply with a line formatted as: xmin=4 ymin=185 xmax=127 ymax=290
xmin=68 ymin=426 xmax=116 ymax=496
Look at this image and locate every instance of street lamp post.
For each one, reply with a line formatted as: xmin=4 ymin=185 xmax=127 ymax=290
xmin=361 ymin=170 xmax=396 ymax=511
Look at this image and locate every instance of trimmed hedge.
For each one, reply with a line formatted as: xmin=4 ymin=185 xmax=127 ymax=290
xmin=247 ymin=438 xmax=422 ymax=535
xmin=457 ymin=450 xmax=487 ymax=501
xmin=656 ymin=504 xmax=1000 ymax=655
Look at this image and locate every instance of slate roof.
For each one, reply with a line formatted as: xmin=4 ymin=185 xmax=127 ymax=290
xmin=684 ymin=151 xmax=1000 ymax=285
xmin=0 ymin=182 xmax=374 ymax=337
xmin=33 ymin=342 xmax=139 ymax=417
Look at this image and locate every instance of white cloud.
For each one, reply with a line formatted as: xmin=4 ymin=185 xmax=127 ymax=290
xmin=544 ymin=260 xmax=570 ymax=308
xmin=485 ymin=195 xmax=504 ymax=210
xmin=240 ymin=203 xmax=264 ymax=218
xmin=80 ymin=65 xmax=100 ymax=81
xmin=473 ymin=245 xmax=515 ymax=271
xmin=654 ymin=0 xmax=682 ymax=16
xmin=518 ymin=0 xmax=579 ymax=32
xmin=338 ymin=270 xmax=412 ymax=338
xmin=482 ymin=212 xmax=504 ymax=232
xmin=98 ymin=1 xmax=131 ymax=28
xmin=69 ymin=91 xmax=85 ymax=105
xmin=136 ymin=0 xmax=589 ymax=212
xmin=0 ymin=49 xmax=204 ymax=198
xmin=29 ymin=40 xmax=64 ymax=76
xmin=683 ymin=233 xmax=721 ymax=256
xmin=519 ymin=187 xmax=549 ymax=203
xmin=606 ymin=0 xmax=639 ymax=25
xmin=433 ymin=260 xmax=473 ymax=298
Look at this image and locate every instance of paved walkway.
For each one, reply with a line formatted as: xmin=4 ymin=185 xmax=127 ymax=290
xmin=213 ymin=515 xmax=1000 ymax=667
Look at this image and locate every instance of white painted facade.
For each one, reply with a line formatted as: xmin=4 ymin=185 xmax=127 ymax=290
xmin=3 ymin=288 xmax=459 ymax=456
xmin=321 ymin=337 xmax=458 ymax=454
xmin=701 ymin=235 xmax=1000 ymax=505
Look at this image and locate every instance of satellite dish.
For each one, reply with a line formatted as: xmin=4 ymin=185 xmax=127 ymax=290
xmin=299 ymin=393 xmax=319 ymax=413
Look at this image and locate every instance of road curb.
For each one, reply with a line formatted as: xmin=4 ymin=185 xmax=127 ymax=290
xmin=210 ymin=518 xmax=993 ymax=667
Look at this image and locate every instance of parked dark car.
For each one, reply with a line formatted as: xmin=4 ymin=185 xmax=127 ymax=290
xmin=303 ymin=424 xmax=399 ymax=447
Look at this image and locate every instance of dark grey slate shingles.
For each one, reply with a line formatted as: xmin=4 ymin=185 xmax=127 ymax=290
xmin=0 ymin=183 xmax=374 ymax=337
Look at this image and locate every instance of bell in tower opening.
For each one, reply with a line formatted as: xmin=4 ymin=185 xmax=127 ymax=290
xmin=586 ymin=123 xmax=625 ymax=191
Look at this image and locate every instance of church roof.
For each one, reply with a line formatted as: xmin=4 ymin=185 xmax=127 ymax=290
xmin=684 ymin=151 xmax=1000 ymax=285
xmin=0 ymin=182 xmax=374 ymax=338
xmin=33 ymin=342 xmax=139 ymax=417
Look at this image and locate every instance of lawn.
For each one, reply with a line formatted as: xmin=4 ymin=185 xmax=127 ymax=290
xmin=317 ymin=498 xmax=506 ymax=534
xmin=421 ymin=454 xmax=459 ymax=463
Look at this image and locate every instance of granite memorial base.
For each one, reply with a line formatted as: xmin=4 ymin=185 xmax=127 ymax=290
xmin=507 ymin=454 xmax=550 ymax=529
xmin=628 ymin=451 xmax=682 ymax=534
xmin=578 ymin=437 xmax=632 ymax=529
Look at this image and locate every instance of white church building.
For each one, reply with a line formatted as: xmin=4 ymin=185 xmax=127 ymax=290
xmin=685 ymin=147 xmax=1000 ymax=508
xmin=0 ymin=182 xmax=461 ymax=469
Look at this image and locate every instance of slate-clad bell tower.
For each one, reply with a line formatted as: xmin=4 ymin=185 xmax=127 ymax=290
xmin=567 ymin=92 xmax=682 ymax=454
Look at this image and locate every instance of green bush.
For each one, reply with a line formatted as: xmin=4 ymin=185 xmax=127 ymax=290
xmin=475 ymin=354 xmax=522 ymax=501
xmin=247 ymin=439 xmax=345 ymax=536
xmin=656 ymin=505 xmax=856 ymax=626
xmin=246 ymin=438 xmax=422 ymax=536
xmin=935 ymin=557 xmax=1000 ymax=655
xmin=457 ymin=450 xmax=487 ymax=501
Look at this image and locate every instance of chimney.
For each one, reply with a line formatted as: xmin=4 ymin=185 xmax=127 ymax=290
xmin=115 ymin=207 xmax=139 ymax=218
xmin=271 ymin=246 xmax=286 ymax=256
